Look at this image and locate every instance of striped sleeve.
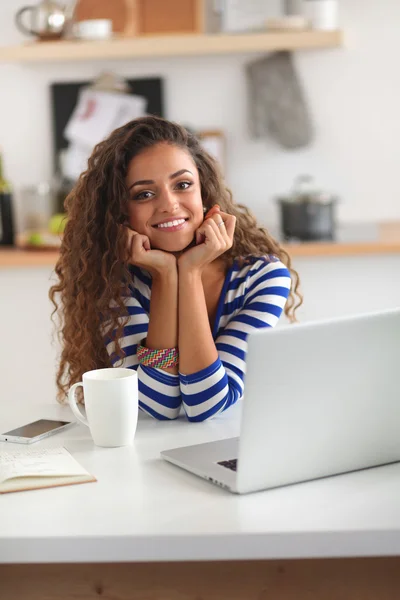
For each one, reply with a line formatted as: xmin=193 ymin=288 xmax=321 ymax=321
xmin=179 ymin=259 xmax=291 ymax=422
xmin=104 ymin=295 xmax=182 ymax=421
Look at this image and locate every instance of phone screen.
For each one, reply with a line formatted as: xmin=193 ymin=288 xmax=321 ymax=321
xmin=3 ymin=419 xmax=70 ymax=438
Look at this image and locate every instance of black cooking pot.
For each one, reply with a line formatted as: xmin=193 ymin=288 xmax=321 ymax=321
xmin=278 ymin=198 xmax=337 ymax=242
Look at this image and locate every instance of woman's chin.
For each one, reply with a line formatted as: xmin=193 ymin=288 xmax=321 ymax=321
xmin=155 ymin=243 xmax=193 ymax=253
xmin=151 ymin=234 xmax=195 ymax=253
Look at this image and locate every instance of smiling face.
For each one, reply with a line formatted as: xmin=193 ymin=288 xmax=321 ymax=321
xmin=126 ymin=142 xmax=204 ymax=252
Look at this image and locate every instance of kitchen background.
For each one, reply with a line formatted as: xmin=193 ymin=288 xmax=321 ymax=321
xmin=1 ymin=0 xmax=399 ymax=405
xmin=1 ymin=1 xmax=400 ymax=226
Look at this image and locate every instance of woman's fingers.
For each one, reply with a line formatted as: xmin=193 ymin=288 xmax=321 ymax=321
xmin=196 ymin=219 xmax=218 ymax=247
xmin=126 ymin=227 xmax=151 ymax=261
xmin=206 ymin=211 xmax=236 ymax=249
xmin=204 ymin=204 xmax=220 ymax=219
xmin=121 ymin=225 xmax=138 ymax=236
xmin=195 ymin=229 xmax=205 ymax=245
xmin=123 ymin=226 xmax=137 ymax=248
xmin=132 ymin=233 xmax=150 ymax=252
xmin=203 ymin=218 xmax=227 ymax=250
xmin=223 ymin=214 xmax=236 ymax=243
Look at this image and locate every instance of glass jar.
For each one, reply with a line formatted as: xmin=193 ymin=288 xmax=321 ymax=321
xmin=20 ymin=182 xmax=56 ymax=232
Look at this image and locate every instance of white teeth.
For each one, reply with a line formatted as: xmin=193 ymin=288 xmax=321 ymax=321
xmin=157 ymin=219 xmax=185 ymax=229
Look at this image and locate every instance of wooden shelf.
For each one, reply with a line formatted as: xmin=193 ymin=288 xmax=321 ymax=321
xmin=0 ymin=30 xmax=343 ymax=63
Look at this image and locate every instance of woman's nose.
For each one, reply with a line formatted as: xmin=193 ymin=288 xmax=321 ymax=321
xmin=159 ymin=188 xmax=178 ymax=212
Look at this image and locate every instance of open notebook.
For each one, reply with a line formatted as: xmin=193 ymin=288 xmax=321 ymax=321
xmin=0 ymin=447 xmax=96 ymax=494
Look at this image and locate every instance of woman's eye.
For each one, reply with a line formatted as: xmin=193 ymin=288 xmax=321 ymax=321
xmin=133 ymin=190 xmax=154 ymax=201
xmin=176 ymin=181 xmax=193 ymax=191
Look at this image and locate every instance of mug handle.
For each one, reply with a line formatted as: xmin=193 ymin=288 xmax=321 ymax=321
xmin=15 ymin=7 xmax=37 ymax=36
xmin=68 ymin=382 xmax=89 ymax=427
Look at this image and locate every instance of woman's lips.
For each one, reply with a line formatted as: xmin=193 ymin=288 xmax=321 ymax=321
xmin=152 ymin=218 xmax=188 ymax=232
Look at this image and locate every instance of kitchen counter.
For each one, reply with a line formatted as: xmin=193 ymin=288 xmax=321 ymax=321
xmin=283 ymin=221 xmax=400 ymax=257
xmin=1 ymin=401 xmax=400 ymax=598
xmin=1 ymin=222 xmax=400 ymax=268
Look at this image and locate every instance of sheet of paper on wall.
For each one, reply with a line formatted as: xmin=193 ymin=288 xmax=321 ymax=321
xmin=62 ymin=142 xmax=92 ymax=181
xmin=64 ymin=88 xmax=148 ymax=148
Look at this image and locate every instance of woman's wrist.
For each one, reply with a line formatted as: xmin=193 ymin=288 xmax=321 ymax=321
xmin=151 ymin=261 xmax=178 ymax=281
xmin=177 ymin=259 xmax=204 ymax=278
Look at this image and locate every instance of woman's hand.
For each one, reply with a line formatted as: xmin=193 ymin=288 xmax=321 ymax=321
xmin=178 ymin=206 xmax=236 ymax=273
xmin=124 ymin=227 xmax=177 ymax=277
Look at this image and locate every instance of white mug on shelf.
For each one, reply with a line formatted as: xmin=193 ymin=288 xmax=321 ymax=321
xmin=303 ymin=0 xmax=338 ymax=30
xmin=68 ymin=368 xmax=138 ymax=447
xmin=74 ymin=19 xmax=113 ymax=40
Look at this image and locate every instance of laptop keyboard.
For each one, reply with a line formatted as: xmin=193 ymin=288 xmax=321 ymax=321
xmin=217 ymin=459 xmax=238 ymax=472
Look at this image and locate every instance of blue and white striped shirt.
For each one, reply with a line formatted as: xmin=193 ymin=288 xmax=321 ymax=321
xmin=106 ymin=256 xmax=291 ymax=421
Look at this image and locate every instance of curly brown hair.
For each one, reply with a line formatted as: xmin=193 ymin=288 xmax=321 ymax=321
xmin=49 ymin=115 xmax=302 ymax=401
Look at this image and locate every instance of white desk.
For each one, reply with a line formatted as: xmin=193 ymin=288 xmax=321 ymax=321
xmin=1 ymin=402 xmax=400 ymax=599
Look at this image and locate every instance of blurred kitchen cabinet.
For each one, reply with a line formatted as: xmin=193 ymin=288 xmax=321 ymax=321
xmin=137 ymin=0 xmax=204 ymax=34
xmin=75 ymin=0 xmax=205 ymax=36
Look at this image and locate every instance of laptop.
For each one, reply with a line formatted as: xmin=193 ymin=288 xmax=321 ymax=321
xmin=161 ymin=308 xmax=400 ymax=494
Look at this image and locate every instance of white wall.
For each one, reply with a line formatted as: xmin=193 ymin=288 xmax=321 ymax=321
xmin=1 ymin=0 xmax=400 ymax=229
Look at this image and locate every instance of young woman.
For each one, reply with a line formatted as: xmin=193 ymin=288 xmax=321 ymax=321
xmin=50 ymin=116 xmax=302 ymax=422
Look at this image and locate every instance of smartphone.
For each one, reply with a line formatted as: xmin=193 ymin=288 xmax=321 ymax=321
xmin=0 ymin=419 xmax=75 ymax=445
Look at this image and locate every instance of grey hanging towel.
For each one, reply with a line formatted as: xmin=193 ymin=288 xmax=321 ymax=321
xmin=246 ymin=51 xmax=314 ymax=149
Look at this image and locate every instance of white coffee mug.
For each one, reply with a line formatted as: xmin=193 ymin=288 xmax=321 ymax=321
xmin=74 ymin=19 xmax=112 ymax=40
xmin=303 ymin=0 xmax=338 ymax=31
xmin=68 ymin=368 xmax=138 ymax=447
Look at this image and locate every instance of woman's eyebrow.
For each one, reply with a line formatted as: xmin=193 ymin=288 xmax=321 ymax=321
xmin=129 ymin=179 xmax=154 ymax=190
xmin=169 ymin=169 xmax=193 ymax=179
xmin=129 ymin=169 xmax=193 ymax=190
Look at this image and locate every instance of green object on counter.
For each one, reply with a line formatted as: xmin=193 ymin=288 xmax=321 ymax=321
xmin=0 ymin=152 xmax=12 ymax=193
xmin=0 ymin=154 xmax=11 ymax=194
xmin=49 ymin=213 xmax=67 ymax=235
xmin=27 ymin=232 xmax=44 ymax=246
